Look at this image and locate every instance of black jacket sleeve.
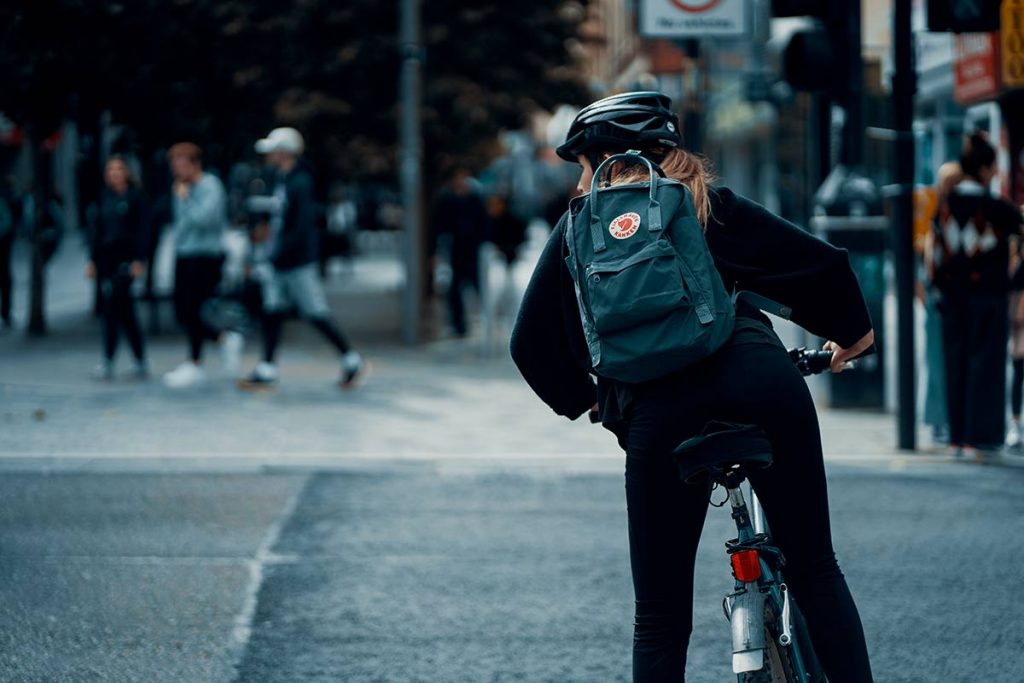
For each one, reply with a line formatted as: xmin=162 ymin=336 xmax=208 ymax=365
xmin=708 ymin=188 xmax=873 ymax=349
xmin=510 ymin=216 xmax=597 ymax=420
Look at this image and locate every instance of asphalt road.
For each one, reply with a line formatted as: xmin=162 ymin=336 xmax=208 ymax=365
xmin=1 ymin=460 xmax=1022 ymax=682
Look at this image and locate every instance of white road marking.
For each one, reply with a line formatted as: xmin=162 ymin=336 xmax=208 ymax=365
xmin=227 ymin=474 xmax=310 ymax=681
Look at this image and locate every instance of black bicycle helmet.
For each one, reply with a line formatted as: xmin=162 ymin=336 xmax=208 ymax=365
xmin=556 ymin=91 xmax=682 ymax=163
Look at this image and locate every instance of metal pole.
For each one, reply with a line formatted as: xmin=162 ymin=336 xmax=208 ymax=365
xmin=683 ymin=39 xmax=701 ymax=155
xmin=891 ymin=0 xmax=916 ymax=450
xmin=841 ymin=0 xmax=864 ymax=168
xmin=399 ymin=0 xmax=423 ymax=344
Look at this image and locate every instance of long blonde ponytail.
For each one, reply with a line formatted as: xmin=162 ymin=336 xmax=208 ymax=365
xmin=608 ymin=148 xmax=715 ymax=227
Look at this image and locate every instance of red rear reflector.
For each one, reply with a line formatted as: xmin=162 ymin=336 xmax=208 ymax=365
xmin=731 ymin=549 xmax=762 ymax=583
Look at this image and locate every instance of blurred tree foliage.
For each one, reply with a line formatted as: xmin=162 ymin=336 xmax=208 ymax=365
xmin=0 ymin=0 xmax=591 ymax=181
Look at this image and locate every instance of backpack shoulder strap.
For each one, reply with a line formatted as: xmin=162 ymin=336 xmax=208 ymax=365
xmin=732 ymin=290 xmax=792 ymax=320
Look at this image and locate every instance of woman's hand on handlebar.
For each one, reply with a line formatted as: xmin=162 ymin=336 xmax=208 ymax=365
xmin=823 ymin=329 xmax=874 ymax=374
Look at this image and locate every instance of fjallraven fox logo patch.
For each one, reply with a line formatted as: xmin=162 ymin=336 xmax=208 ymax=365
xmin=609 ymin=212 xmax=641 ymax=239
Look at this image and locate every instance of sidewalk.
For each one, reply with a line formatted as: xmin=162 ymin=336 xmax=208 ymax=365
xmin=0 ymin=319 xmax=971 ymax=475
xmin=0 ymin=227 xmax=1005 ymax=472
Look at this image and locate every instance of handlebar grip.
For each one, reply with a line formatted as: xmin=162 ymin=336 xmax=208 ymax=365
xmin=804 ymin=350 xmax=834 ymax=375
xmin=788 ymin=347 xmax=835 ymax=376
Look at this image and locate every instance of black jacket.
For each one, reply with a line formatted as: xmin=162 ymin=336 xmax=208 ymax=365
xmin=272 ymin=161 xmax=319 ymax=270
xmin=429 ymin=189 xmax=490 ymax=274
xmin=932 ymin=181 xmax=1023 ymax=296
xmin=91 ymin=187 xmax=148 ymax=276
xmin=509 ymin=187 xmax=873 ymax=421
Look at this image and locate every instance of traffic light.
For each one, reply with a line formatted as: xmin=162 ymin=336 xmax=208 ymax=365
xmin=927 ymin=0 xmax=1000 ymax=32
xmin=779 ymin=25 xmax=836 ymax=91
xmin=771 ymin=1 xmax=847 ymax=93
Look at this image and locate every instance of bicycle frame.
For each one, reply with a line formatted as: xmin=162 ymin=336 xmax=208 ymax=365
xmin=722 ymin=476 xmax=816 ymax=682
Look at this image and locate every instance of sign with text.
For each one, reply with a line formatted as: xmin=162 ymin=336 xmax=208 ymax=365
xmin=640 ymin=0 xmax=748 ymax=38
xmin=1003 ymin=0 xmax=1024 ymax=87
xmin=954 ymin=32 xmax=1002 ymax=104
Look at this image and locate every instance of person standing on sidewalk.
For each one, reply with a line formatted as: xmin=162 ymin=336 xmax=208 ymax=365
xmin=163 ymin=142 xmax=243 ymax=388
xmin=239 ymin=128 xmax=365 ymax=390
xmin=430 ymin=167 xmax=490 ymax=337
xmin=929 ymin=132 xmax=1024 ymax=456
xmin=920 ymin=161 xmax=961 ymax=446
xmin=86 ymin=156 xmax=149 ymax=380
xmin=1008 ymin=266 xmax=1024 ymax=449
xmin=0 ymin=177 xmax=15 ymax=330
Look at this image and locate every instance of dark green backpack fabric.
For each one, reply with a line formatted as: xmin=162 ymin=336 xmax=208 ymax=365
xmin=564 ymin=152 xmax=735 ymax=383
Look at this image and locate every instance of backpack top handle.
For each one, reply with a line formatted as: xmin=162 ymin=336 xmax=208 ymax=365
xmin=589 ymin=150 xmax=666 ymax=254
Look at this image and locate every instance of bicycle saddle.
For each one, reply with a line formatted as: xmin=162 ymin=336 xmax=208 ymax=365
xmin=672 ymin=421 xmax=774 ymax=484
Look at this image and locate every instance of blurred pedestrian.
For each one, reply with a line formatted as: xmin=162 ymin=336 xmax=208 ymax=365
xmin=929 ymin=132 xmax=1024 ymax=456
xmin=322 ymin=183 xmax=359 ymax=274
xmin=239 ymin=128 xmax=365 ymax=390
xmin=921 ymin=161 xmax=962 ymax=445
xmin=163 ymin=142 xmax=244 ymax=388
xmin=430 ymin=167 xmax=489 ymax=337
xmin=86 ymin=156 xmax=149 ymax=380
xmin=1009 ymin=267 xmax=1024 ymax=448
xmin=487 ymin=192 xmax=527 ymax=271
xmin=0 ymin=177 xmax=15 ymax=330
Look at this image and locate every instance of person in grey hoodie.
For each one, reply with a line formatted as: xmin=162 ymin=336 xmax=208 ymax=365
xmin=163 ymin=142 xmax=243 ymax=388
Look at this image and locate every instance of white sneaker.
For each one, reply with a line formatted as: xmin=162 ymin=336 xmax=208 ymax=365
xmin=163 ymin=361 xmax=206 ymax=388
xmin=1007 ymin=422 xmax=1022 ymax=448
xmin=339 ymin=351 xmax=367 ymax=389
xmin=92 ymin=360 xmax=114 ymax=381
xmin=238 ymin=361 xmax=279 ymax=390
xmin=220 ymin=331 xmax=245 ymax=377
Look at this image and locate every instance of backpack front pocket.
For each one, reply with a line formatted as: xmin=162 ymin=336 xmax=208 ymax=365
xmin=585 ymin=239 xmax=688 ymax=334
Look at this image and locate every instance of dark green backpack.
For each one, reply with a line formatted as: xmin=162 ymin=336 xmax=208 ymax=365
xmin=564 ymin=152 xmax=735 ymax=383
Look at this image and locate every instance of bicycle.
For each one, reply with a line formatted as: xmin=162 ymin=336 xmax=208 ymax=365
xmin=672 ymin=347 xmax=836 ymax=683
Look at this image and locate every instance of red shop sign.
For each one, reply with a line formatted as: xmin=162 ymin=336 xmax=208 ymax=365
xmin=954 ymin=32 xmax=1002 ymax=105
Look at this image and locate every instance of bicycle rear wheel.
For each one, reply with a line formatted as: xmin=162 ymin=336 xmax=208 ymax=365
xmin=737 ymin=605 xmax=799 ymax=683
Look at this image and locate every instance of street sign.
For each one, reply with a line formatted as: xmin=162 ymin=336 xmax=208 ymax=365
xmin=640 ymin=0 xmax=748 ymax=38
xmin=1003 ymin=0 xmax=1024 ymax=87
xmin=953 ymin=32 xmax=1002 ymax=104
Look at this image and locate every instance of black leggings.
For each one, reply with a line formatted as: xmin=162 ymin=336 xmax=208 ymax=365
xmin=0 ymin=231 xmax=12 ymax=323
xmin=620 ymin=340 xmax=873 ymax=682
xmin=940 ymin=294 xmax=1008 ymax=447
xmin=173 ymin=256 xmax=224 ymax=362
xmin=100 ymin=271 xmax=144 ymax=361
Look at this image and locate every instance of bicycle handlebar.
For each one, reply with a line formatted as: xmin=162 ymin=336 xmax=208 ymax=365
xmin=788 ymin=347 xmax=835 ymax=376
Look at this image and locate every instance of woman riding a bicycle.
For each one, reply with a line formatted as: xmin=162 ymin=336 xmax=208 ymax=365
xmin=510 ymin=92 xmax=875 ymax=682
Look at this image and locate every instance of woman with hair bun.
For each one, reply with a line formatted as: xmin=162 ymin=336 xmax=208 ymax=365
xmin=930 ymin=131 xmax=1024 ymax=457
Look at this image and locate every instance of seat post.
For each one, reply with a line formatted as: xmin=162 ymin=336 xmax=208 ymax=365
xmin=721 ymin=467 xmax=757 ymax=543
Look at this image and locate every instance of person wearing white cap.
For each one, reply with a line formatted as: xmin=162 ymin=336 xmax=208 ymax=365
xmin=240 ymin=128 xmax=366 ymax=389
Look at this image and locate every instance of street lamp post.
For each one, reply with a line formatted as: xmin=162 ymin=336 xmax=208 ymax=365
xmin=399 ymin=0 xmax=423 ymax=344
xmin=891 ymin=0 xmax=917 ymax=450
